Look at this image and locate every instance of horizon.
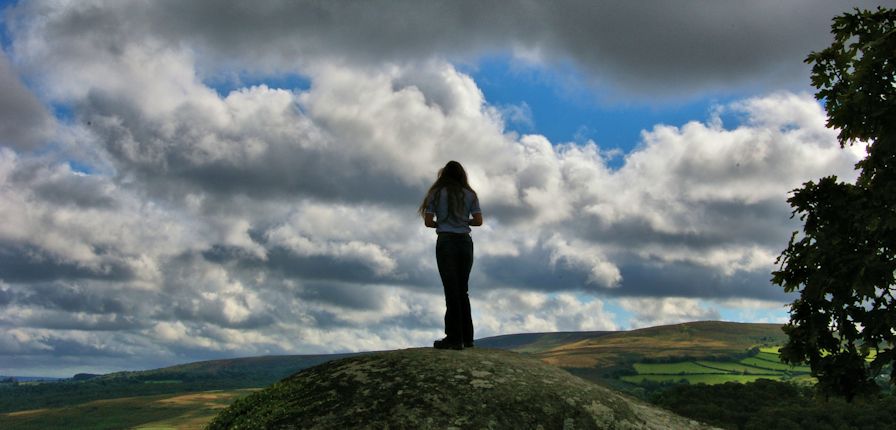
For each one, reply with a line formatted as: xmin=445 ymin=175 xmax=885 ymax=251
xmin=7 ymin=319 xmax=784 ymax=378
xmin=1 ymin=0 xmax=892 ymax=377
xmin=5 ymin=319 xmax=784 ymax=378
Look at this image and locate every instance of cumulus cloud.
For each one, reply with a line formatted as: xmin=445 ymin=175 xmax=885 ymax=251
xmin=474 ymin=290 xmax=618 ymax=335
xmin=0 ymin=1 xmax=873 ymax=374
xmin=0 ymin=60 xmax=859 ymax=372
xmin=619 ymin=297 xmax=721 ymax=328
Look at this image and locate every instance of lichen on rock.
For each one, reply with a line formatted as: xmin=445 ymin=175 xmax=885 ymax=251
xmin=207 ymin=348 xmax=716 ymax=429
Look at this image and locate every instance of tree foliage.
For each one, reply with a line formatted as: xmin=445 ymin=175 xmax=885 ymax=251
xmin=772 ymin=7 xmax=896 ymax=400
xmin=652 ymin=380 xmax=896 ymax=430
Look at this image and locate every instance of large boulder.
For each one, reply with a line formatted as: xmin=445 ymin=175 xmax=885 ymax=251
xmin=208 ymin=347 xmax=715 ymax=429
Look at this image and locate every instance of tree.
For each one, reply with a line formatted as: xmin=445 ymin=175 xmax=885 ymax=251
xmin=772 ymin=7 xmax=896 ymax=400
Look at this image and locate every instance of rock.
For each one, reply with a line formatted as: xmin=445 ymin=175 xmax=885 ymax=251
xmin=208 ymin=348 xmax=717 ymax=429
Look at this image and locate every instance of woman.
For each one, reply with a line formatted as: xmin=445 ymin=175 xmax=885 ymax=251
xmin=419 ymin=161 xmax=483 ymax=350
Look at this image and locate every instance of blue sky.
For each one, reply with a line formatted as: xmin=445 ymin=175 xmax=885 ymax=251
xmin=467 ymin=55 xmax=739 ymax=156
xmin=0 ymin=0 xmax=886 ymax=376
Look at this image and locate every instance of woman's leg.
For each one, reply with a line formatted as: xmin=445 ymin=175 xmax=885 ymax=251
xmin=460 ymin=239 xmax=474 ymax=345
xmin=436 ymin=238 xmax=463 ymax=343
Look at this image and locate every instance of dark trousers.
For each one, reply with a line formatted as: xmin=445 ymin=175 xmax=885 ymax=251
xmin=435 ymin=233 xmax=474 ymax=344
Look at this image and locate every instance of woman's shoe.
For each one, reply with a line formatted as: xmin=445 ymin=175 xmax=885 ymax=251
xmin=433 ymin=337 xmax=463 ymax=350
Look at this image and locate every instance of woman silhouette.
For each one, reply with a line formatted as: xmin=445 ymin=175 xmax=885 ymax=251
xmin=419 ymin=161 xmax=483 ymax=350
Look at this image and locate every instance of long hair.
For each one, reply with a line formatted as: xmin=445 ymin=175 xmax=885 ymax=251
xmin=418 ymin=161 xmax=477 ymax=220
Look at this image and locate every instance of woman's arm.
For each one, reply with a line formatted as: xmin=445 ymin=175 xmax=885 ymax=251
xmin=424 ymin=213 xmax=437 ymax=228
xmin=469 ymin=212 xmax=483 ymax=227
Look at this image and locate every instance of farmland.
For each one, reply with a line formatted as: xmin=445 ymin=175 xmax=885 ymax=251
xmin=621 ymin=346 xmax=813 ymax=385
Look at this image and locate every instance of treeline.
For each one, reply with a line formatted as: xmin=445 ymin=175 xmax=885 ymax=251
xmin=0 ymin=376 xmax=254 ymax=413
xmin=651 ymin=379 xmax=896 ymax=430
xmin=581 ymin=347 xmax=765 ymax=380
xmin=638 ymin=346 xmax=761 ymax=364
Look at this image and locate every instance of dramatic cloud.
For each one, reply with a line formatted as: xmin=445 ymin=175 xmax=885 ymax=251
xmin=0 ymin=1 xmax=879 ymax=374
xmin=6 ymin=0 xmax=885 ymax=99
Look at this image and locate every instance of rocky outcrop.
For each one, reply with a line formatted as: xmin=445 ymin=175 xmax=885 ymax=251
xmin=208 ymin=347 xmax=716 ymax=429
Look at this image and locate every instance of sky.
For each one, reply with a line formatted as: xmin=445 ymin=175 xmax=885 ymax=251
xmin=0 ymin=0 xmax=891 ymax=377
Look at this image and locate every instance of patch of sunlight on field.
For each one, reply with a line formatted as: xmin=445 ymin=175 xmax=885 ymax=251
xmin=790 ymin=374 xmax=818 ymax=385
xmin=740 ymin=357 xmax=810 ymax=372
xmin=0 ymin=389 xmax=257 ymax=430
xmin=136 ymin=390 xmax=261 ymax=430
xmin=765 ymin=345 xmax=875 ymax=362
xmin=754 ymin=351 xmax=782 ymax=361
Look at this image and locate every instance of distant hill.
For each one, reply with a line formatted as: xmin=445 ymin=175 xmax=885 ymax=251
xmin=0 ymin=321 xmax=785 ymax=414
xmin=207 ymin=347 xmax=716 ymax=429
xmin=95 ymin=352 xmax=368 ymax=383
xmin=475 ymin=330 xmax=614 ymax=352
xmin=0 ymin=376 xmax=63 ymax=383
xmin=71 ymin=373 xmax=100 ymax=381
xmin=535 ymin=321 xmax=786 ymax=369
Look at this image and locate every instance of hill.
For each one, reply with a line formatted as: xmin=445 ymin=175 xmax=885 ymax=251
xmin=100 ymin=352 xmax=367 ymax=383
xmin=475 ymin=330 xmax=614 ymax=352
xmin=0 ymin=321 xmax=789 ymax=414
xmin=0 ymin=353 xmax=365 ymax=414
xmin=207 ymin=347 xmax=716 ymax=429
xmin=497 ymin=321 xmax=786 ymax=368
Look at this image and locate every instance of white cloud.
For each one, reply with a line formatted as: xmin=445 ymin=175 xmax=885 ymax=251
xmin=474 ymin=290 xmax=618 ymax=335
xmin=0 ymin=149 xmax=197 ymax=286
xmin=619 ymin=297 xmax=721 ymax=328
xmin=545 ymin=234 xmax=621 ymax=288
xmin=496 ymin=102 xmax=534 ymax=130
xmin=0 ymin=327 xmax=53 ymax=354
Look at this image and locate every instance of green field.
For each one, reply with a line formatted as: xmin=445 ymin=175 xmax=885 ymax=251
xmin=740 ymin=357 xmax=806 ymax=372
xmin=625 ymin=346 xmax=813 ymax=386
xmin=694 ymin=361 xmax=779 ymax=374
xmin=632 ymin=362 xmax=728 ymax=375
xmin=755 ymin=351 xmax=785 ymax=361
